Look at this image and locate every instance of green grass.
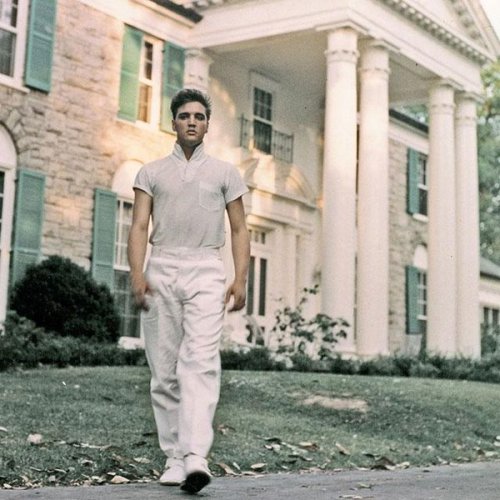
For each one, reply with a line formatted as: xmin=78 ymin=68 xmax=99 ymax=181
xmin=0 ymin=367 xmax=499 ymax=488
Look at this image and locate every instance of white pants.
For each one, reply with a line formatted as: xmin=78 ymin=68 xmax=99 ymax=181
xmin=142 ymin=246 xmax=226 ymax=459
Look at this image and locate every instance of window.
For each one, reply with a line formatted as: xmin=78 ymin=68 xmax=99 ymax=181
xmin=118 ymin=25 xmax=184 ymax=132
xmin=246 ymin=229 xmax=269 ymax=318
xmin=136 ymin=37 xmax=162 ymax=125
xmin=407 ymin=148 xmax=428 ymax=217
xmin=416 ymin=269 xmax=427 ymax=333
xmin=253 ymin=87 xmax=273 ymax=154
xmin=416 ymin=153 xmax=428 ymax=216
xmin=0 ymin=0 xmax=56 ymax=91
xmin=483 ymin=307 xmax=499 ymax=333
xmin=406 ymin=246 xmax=427 ymax=334
xmin=114 ymin=198 xmax=140 ymax=338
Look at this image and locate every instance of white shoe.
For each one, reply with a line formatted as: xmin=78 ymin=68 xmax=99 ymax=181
xmin=159 ymin=457 xmax=185 ymax=486
xmin=180 ymin=454 xmax=211 ymax=493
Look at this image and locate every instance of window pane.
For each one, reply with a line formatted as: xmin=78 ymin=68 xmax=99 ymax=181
xmin=254 ymin=120 xmax=272 ymax=154
xmin=114 ymin=269 xmax=140 ymax=338
xmin=137 ymin=83 xmax=151 ymax=122
xmin=258 ymin=258 xmax=267 ymax=316
xmin=246 ymin=256 xmax=255 ymax=315
xmin=143 ymin=41 xmax=153 ymax=80
xmin=0 ymin=171 xmax=4 ymax=234
xmin=0 ymin=28 xmax=14 ymax=76
xmin=0 ymin=0 xmax=18 ymax=27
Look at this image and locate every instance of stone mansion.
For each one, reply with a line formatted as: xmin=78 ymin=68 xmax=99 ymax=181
xmin=0 ymin=0 xmax=499 ymax=357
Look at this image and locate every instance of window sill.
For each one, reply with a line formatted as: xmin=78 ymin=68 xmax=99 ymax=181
xmin=115 ymin=116 xmax=175 ymax=136
xmin=412 ymin=213 xmax=428 ymax=223
xmin=0 ymin=75 xmax=30 ymax=93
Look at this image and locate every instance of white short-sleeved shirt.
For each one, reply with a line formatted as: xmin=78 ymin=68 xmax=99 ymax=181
xmin=133 ymin=142 xmax=248 ymax=249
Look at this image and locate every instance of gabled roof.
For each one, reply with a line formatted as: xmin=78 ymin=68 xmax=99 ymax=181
xmin=150 ymin=0 xmax=202 ymax=22
xmin=179 ymin=0 xmax=500 ymax=62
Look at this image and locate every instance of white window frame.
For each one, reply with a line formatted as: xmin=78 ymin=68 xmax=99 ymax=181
xmin=417 ymin=152 xmax=428 ymax=217
xmin=247 ymin=228 xmax=271 ymax=322
xmin=136 ymin=34 xmax=162 ymax=128
xmin=113 ymin=197 xmax=140 ymax=338
xmin=0 ymin=0 xmax=29 ymax=89
xmin=0 ymin=125 xmax=16 ymax=325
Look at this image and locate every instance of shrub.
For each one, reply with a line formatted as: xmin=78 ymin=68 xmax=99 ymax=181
xmin=271 ymin=285 xmax=348 ymax=362
xmin=221 ymin=347 xmax=284 ymax=371
xmin=10 ymin=255 xmax=120 ymax=342
xmin=0 ymin=312 xmax=145 ymax=371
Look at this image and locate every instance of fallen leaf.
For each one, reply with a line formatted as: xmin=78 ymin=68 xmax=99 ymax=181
xmin=335 ymin=442 xmax=351 ymax=455
xmin=2 ymin=484 xmax=12 ymax=489
xmin=110 ymin=475 xmax=130 ymax=484
xmin=265 ymin=437 xmax=283 ymax=444
xmin=357 ymin=483 xmax=373 ymax=489
xmin=371 ymin=456 xmax=396 ymax=470
xmin=265 ymin=443 xmax=281 ymax=452
xmin=0 ymin=426 xmax=8 ymax=433
xmin=216 ymin=462 xmax=238 ymax=475
xmin=250 ymin=463 xmax=267 ymax=471
xmin=339 ymin=495 xmax=364 ymax=499
xmin=133 ymin=457 xmax=151 ymax=464
xmin=217 ymin=424 xmax=235 ymax=435
xmin=299 ymin=441 xmax=319 ymax=451
xmin=397 ymin=461 xmax=410 ymax=469
xmin=232 ymin=462 xmax=241 ymax=472
xmin=27 ymin=433 xmax=44 ymax=445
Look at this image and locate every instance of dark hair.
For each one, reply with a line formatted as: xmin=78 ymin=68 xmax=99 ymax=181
xmin=170 ymin=88 xmax=212 ymax=120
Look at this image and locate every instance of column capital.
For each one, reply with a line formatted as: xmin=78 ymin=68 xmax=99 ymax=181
xmin=429 ymin=80 xmax=456 ymax=115
xmin=359 ymin=40 xmax=392 ymax=79
xmin=323 ymin=25 xmax=360 ymax=64
xmin=455 ymin=93 xmax=478 ymax=125
xmin=184 ymin=48 xmax=213 ymax=92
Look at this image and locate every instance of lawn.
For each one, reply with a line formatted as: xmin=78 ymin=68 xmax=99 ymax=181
xmin=0 ymin=367 xmax=499 ymax=488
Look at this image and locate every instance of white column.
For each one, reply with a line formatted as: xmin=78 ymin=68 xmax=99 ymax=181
xmin=321 ymin=27 xmax=359 ymax=353
xmin=184 ymin=48 xmax=213 ymax=93
xmin=356 ymin=41 xmax=390 ymax=357
xmin=427 ymin=81 xmax=457 ymax=355
xmin=455 ymin=93 xmax=481 ymax=358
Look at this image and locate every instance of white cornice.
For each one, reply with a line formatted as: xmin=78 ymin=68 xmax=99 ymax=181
xmin=182 ymin=0 xmax=496 ymax=63
xmin=378 ymin=0 xmax=492 ymax=63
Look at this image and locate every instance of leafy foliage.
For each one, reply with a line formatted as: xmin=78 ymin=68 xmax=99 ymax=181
xmin=478 ymin=60 xmax=500 ymax=264
xmin=0 ymin=312 xmax=145 ymax=371
xmin=10 ymin=255 xmax=120 ymax=342
xmin=270 ymin=285 xmax=348 ymax=364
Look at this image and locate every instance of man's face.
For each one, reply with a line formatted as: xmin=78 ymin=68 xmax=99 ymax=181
xmin=172 ymin=101 xmax=209 ymax=149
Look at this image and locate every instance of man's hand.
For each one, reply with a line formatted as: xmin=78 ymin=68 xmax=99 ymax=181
xmin=225 ymin=281 xmax=246 ymax=312
xmin=131 ymin=274 xmax=153 ymax=311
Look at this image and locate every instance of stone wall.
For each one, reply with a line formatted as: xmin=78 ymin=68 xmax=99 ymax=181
xmin=388 ymin=137 xmax=428 ymax=354
xmin=0 ymin=0 xmax=175 ymax=269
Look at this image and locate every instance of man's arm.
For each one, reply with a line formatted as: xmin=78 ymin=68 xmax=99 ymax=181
xmin=128 ymin=188 xmax=153 ymax=310
xmin=225 ymin=197 xmax=250 ymax=312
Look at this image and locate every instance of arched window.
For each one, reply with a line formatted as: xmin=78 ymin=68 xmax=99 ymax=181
xmin=0 ymin=124 xmax=17 ymax=323
xmin=112 ymin=160 xmax=143 ymax=339
xmin=406 ymin=245 xmax=427 ymax=335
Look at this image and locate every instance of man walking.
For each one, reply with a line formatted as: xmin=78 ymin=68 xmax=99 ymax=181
xmin=128 ymin=89 xmax=250 ymax=493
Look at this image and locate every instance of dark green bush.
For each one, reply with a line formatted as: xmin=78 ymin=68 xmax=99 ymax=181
xmin=10 ymin=255 xmax=120 ymax=342
xmin=0 ymin=312 xmax=145 ymax=371
xmin=221 ymin=347 xmax=284 ymax=371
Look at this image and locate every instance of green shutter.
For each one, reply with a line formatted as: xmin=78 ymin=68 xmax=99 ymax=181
xmin=160 ymin=42 xmax=185 ymax=132
xmin=11 ymin=169 xmax=45 ymax=285
xmin=406 ymin=265 xmax=420 ymax=334
xmin=118 ymin=26 xmax=143 ymax=121
xmin=24 ymin=0 xmax=57 ymax=92
xmin=407 ymin=148 xmax=419 ymax=215
xmin=92 ymin=189 xmax=117 ymax=291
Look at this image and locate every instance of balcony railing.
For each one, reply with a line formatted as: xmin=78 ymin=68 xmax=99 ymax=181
xmin=240 ymin=116 xmax=294 ymax=164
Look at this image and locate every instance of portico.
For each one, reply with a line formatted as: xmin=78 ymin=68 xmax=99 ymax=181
xmin=180 ymin=0 xmax=498 ymax=358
